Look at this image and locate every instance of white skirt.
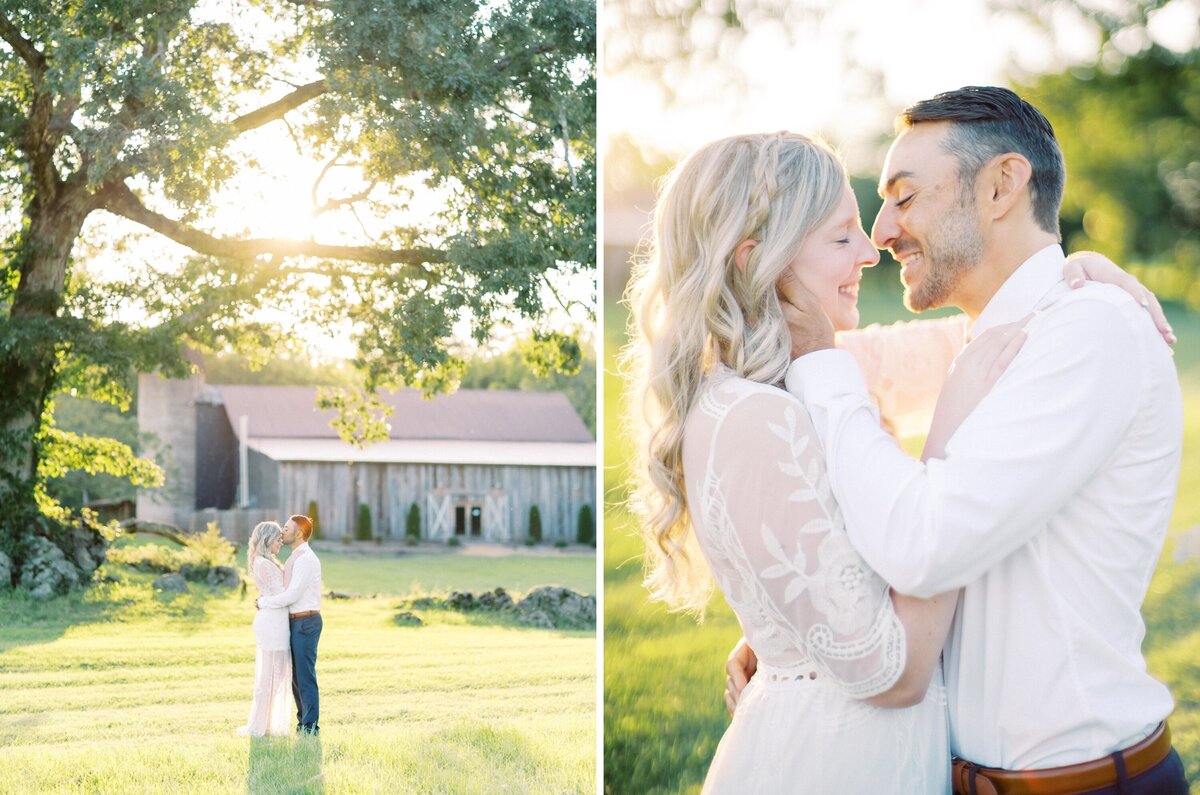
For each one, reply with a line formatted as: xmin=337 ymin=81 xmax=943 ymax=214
xmin=702 ymin=663 xmax=951 ymax=795
xmin=238 ymin=606 xmax=293 ymax=736
xmin=253 ymin=605 xmax=290 ymax=651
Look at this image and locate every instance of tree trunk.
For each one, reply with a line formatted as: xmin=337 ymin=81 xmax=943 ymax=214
xmin=0 ymin=182 xmax=92 ymax=572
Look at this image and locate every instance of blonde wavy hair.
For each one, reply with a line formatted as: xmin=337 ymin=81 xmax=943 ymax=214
xmin=623 ymin=132 xmax=848 ymax=614
xmin=248 ymin=521 xmax=283 ymax=570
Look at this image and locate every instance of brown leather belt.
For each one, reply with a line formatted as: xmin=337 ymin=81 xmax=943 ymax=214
xmin=289 ymin=610 xmax=320 ymax=620
xmin=952 ymin=722 xmax=1172 ymax=795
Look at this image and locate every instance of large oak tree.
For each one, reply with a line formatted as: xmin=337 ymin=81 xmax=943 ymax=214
xmin=0 ymin=0 xmax=594 ymax=579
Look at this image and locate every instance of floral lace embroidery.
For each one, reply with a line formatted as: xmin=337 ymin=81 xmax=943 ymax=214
xmin=254 ymin=557 xmax=284 ymax=596
xmin=685 ymin=371 xmax=904 ymax=699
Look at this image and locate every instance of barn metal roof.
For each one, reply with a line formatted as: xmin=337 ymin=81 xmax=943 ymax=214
xmin=215 ymin=385 xmax=594 ymax=444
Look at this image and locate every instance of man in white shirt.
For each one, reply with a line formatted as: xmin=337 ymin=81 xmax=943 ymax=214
xmin=257 ymin=514 xmax=323 ymax=735
xmin=727 ymin=87 xmax=1186 ymax=794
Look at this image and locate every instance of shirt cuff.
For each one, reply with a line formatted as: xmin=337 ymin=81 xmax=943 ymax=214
xmin=784 ymin=349 xmax=871 ymax=405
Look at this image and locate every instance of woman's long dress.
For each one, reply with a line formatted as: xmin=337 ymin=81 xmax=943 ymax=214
xmin=683 ymin=363 xmax=954 ymax=794
xmin=238 ymin=556 xmax=293 ymax=737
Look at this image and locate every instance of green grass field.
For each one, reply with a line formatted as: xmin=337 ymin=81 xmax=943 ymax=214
xmin=258 ymin=544 xmax=597 ymax=597
xmin=109 ymin=535 xmax=598 ymax=598
xmin=0 ymin=553 xmax=596 ymax=794
xmin=603 ymin=283 xmax=1200 ymax=794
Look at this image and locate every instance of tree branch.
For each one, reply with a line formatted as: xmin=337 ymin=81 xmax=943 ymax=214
xmin=494 ymin=41 xmax=556 ymax=72
xmin=310 ymin=146 xmax=349 ymax=207
xmin=349 ymin=204 xmax=376 ymax=241
xmin=0 ymin=16 xmax=56 ymax=190
xmin=96 ymin=181 xmax=446 ymax=267
xmin=282 ymin=117 xmax=305 ymax=155
xmin=0 ymin=14 xmax=47 ymax=74
xmin=231 ymin=79 xmax=328 ymax=135
xmin=119 ymin=519 xmax=188 ymax=545
xmin=502 ymin=103 xmax=550 ymax=129
xmin=312 ymin=182 xmax=376 ymax=218
xmin=558 ymin=107 xmax=577 ymax=190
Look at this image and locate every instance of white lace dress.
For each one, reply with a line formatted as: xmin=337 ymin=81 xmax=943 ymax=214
xmin=238 ymin=556 xmax=293 ymax=737
xmin=683 ymin=322 xmax=963 ymax=794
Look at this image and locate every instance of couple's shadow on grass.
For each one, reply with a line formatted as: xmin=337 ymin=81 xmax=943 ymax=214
xmin=248 ymin=734 xmax=324 ymax=794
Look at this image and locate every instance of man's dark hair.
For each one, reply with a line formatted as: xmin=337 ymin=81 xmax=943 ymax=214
xmin=900 ymin=86 xmax=1064 ymax=238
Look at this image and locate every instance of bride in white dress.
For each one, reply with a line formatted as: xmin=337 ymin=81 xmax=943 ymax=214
xmin=623 ymin=133 xmax=1010 ymax=794
xmin=238 ymin=521 xmax=293 ymax=737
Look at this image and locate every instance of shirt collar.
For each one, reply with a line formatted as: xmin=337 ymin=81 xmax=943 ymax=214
xmin=968 ymin=244 xmax=1065 ymax=340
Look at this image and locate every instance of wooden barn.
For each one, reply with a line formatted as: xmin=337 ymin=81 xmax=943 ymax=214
xmin=137 ymin=370 xmax=596 ymax=543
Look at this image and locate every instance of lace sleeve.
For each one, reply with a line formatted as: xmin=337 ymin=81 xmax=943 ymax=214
xmin=703 ymin=388 xmax=905 ymax=698
xmin=836 ymin=315 xmax=968 ymax=439
xmin=254 ymin=557 xmax=285 ymax=596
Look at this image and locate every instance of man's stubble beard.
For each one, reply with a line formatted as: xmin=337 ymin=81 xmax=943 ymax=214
xmin=903 ymin=195 xmax=986 ymax=313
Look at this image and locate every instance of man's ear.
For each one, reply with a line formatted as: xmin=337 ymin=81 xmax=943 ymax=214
xmin=984 ymin=153 xmax=1033 ymax=220
xmin=734 ymin=239 xmax=757 ymax=272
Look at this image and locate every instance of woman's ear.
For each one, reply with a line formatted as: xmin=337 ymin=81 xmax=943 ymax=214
xmin=734 ymin=239 xmax=757 ymax=272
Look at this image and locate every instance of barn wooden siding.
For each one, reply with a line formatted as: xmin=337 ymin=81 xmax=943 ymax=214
xmin=272 ymin=460 xmax=596 ymax=541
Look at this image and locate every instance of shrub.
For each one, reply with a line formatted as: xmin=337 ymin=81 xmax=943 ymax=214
xmin=447 ymin=536 xmax=461 ymax=547
xmin=105 ymin=522 xmax=235 ymax=575
xmin=554 ymin=538 xmax=568 ymax=549
xmin=183 ymin=522 xmax=237 ymax=568
xmin=406 ymin=502 xmax=421 ymax=541
xmin=106 ymin=543 xmax=183 ymax=573
xmin=527 ymin=505 xmax=542 ymax=544
xmin=404 ymin=534 xmax=418 ymax=547
xmin=576 ymin=504 xmax=594 ymax=546
xmin=341 ymin=534 xmax=352 ymax=545
xmin=307 ymin=500 xmax=321 ymax=539
xmin=355 ymin=504 xmax=372 ymax=541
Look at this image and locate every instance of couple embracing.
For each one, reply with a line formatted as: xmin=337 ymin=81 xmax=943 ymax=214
xmin=237 ymin=514 xmax=323 ymax=737
xmin=627 ymin=86 xmax=1187 ymax=793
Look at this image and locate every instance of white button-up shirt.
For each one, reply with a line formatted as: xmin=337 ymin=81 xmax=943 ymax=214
xmin=785 ymin=245 xmax=1180 ymax=770
xmin=259 ymin=542 xmax=322 ymax=614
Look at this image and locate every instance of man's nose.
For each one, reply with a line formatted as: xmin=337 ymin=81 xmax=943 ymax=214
xmin=872 ymin=204 xmax=899 ymax=251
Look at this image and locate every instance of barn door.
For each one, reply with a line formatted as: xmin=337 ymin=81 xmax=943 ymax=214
xmin=483 ymin=491 xmax=509 ymax=542
xmin=426 ymin=491 xmax=453 ymax=540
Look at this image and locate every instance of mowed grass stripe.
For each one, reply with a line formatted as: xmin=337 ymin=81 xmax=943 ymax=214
xmin=0 ymin=653 xmax=593 ymax=711
xmin=4 ymin=722 xmax=595 ymax=795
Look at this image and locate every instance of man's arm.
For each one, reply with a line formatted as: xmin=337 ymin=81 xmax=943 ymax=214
xmin=258 ymin=553 xmax=313 ymax=609
xmin=787 ymin=299 xmax=1142 ymax=597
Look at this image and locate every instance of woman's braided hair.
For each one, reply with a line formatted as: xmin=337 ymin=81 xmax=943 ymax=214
xmin=622 ymin=132 xmax=847 ymax=614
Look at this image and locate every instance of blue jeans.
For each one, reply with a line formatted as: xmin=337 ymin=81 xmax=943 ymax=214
xmin=289 ymin=613 xmax=321 ymax=732
xmin=1077 ymin=748 xmax=1188 ymax=795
